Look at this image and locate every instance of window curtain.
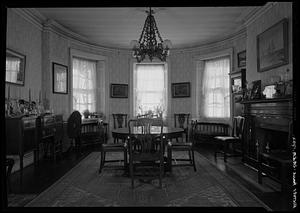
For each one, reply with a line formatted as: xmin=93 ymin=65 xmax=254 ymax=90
xmin=72 ymin=57 xmax=97 ymax=114
xmin=202 ymin=56 xmax=230 ymax=119
xmin=134 ymin=64 xmax=167 ymax=117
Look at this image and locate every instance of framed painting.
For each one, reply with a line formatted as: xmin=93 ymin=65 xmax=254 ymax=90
xmin=172 ymin=82 xmax=190 ymax=98
xmin=257 ymin=18 xmax=289 ymax=72
xmin=110 ymin=84 xmax=128 ymax=98
xmin=6 ymin=48 xmax=26 ymax=86
xmin=52 ymin=62 xmax=68 ymax=94
xmin=237 ymin=50 xmax=246 ymax=68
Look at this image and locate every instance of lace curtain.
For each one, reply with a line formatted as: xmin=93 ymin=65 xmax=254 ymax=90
xmin=202 ymin=56 xmax=230 ymax=119
xmin=72 ymin=57 xmax=96 ymax=114
xmin=134 ymin=64 xmax=167 ymax=117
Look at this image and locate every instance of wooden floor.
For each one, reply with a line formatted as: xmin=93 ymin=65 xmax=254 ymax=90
xmin=6 ymin=142 xmax=292 ymax=210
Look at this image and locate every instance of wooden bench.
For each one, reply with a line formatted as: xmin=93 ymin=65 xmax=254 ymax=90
xmin=192 ymin=122 xmax=229 ymax=145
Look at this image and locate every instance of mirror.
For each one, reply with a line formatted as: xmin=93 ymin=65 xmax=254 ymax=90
xmin=6 ymin=48 xmax=26 ymax=86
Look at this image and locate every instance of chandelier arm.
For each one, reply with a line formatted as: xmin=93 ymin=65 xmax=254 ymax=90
xmin=138 ymin=14 xmax=150 ymax=44
xmin=152 ymin=17 xmax=164 ymax=43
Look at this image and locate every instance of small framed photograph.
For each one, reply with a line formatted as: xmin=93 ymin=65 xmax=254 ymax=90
xmin=257 ymin=18 xmax=289 ymax=72
xmin=52 ymin=62 xmax=68 ymax=94
xmin=110 ymin=84 xmax=128 ymax=98
xmin=232 ymin=76 xmax=242 ymax=94
xmin=6 ymin=48 xmax=26 ymax=86
xmin=250 ymin=80 xmax=261 ymax=100
xmin=172 ymin=82 xmax=190 ymax=98
xmin=237 ymin=50 xmax=246 ymax=68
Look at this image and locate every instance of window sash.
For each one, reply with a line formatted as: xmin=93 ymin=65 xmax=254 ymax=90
xmin=134 ymin=64 xmax=167 ymax=117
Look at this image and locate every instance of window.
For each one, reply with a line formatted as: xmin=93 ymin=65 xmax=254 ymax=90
xmin=72 ymin=57 xmax=97 ymax=114
xmin=133 ymin=63 xmax=167 ymax=117
xmin=202 ymin=56 xmax=230 ymax=119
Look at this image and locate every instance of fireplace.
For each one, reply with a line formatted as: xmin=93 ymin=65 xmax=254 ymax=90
xmin=241 ymin=98 xmax=292 ymax=164
xmin=241 ymin=98 xmax=293 ymax=193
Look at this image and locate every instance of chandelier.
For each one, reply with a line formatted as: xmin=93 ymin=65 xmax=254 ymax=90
xmin=130 ymin=7 xmax=172 ymax=63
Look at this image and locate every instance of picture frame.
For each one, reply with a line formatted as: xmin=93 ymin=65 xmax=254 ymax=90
xmin=110 ymin=84 xmax=128 ymax=98
xmin=250 ymin=80 xmax=261 ymax=100
xmin=172 ymin=82 xmax=190 ymax=98
xmin=52 ymin=62 xmax=68 ymax=94
xmin=237 ymin=50 xmax=246 ymax=68
xmin=6 ymin=48 xmax=26 ymax=86
xmin=231 ymin=76 xmax=242 ymax=94
xmin=257 ymin=18 xmax=289 ymax=72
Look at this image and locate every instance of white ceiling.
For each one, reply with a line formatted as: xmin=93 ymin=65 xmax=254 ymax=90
xmin=34 ymin=7 xmax=261 ymax=49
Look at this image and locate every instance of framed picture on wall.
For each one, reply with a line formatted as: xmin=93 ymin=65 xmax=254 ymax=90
xmin=237 ymin=50 xmax=246 ymax=68
xmin=52 ymin=62 xmax=68 ymax=94
xmin=172 ymin=82 xmax=190 ymax=98
xmin=6 ymin=48 xmax=26 ymax=86
xmin=110 ymin=84 xmax=128 ymax=98
xmin=257 ymin=18 xmax=289 ymax=72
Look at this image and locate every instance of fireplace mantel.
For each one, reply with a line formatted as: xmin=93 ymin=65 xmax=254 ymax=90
xmin=241 ymin=98 xmax=292 ymax=132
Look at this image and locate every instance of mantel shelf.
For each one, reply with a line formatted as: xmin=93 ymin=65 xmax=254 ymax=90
xmin=240 ymin=97 xmax=292 ymax=104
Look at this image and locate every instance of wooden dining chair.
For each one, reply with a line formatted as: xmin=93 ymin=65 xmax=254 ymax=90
xmin=128 ymin=117 xmax=165 ymax=188
xmin=99 ymin=126 xmax=128 ymax=173
xmin=174 ymin=113 xmax=190 ymax=142
xmin=112 ymin=113 xmax=128 ymax=144
xmin=214 ymin=116 xmax=245 ymax=162
xmin=167 ymin=119 xmax=196 ymax=172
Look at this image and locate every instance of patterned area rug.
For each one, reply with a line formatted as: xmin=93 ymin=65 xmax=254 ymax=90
xmin=8 ymin=194 xmax=37 ymax=207
xmin=26 ymin=151 xmax=270 ymax=208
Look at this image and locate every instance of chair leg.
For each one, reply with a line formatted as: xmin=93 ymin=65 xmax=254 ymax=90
xmin=213 ymin=141 xmax=218 ymax=159
xmin=223 ymin=142 xmax=227 ymax=163
xmin=99 ymin=150 xmax=104 ymax=173
xmin=191 ymin=149 xmax=196 ymax=172
xmin=130 ymin=162 xmax=134 ymax=188
xmin=159 ymin=163 xmax=162 ymax=188
xmin=167 ymin=147 xmax=172 ymax=173
xmin=53 ymin=142 xmax=56 ymax=163
xmin=124 ymin=149 xmax=128 ymax=172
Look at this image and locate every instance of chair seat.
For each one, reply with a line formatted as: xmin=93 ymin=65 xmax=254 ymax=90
xmin=171 ymin=142 xmax=192 ymax=146
xmin=214 ymin=136 xmax=239 ymax=142
xmin=132 ymin=152 xmax=161 ymax=162
xmin=102 ymin=143 xmax=125 ymax=151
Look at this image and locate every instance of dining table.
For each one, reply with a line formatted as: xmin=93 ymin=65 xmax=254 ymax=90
xmin=111 ymin=126 xmax=185 ymax=172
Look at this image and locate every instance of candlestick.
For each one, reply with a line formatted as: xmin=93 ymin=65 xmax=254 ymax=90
xmin=39 ymin=90 xmax=41 ymax=104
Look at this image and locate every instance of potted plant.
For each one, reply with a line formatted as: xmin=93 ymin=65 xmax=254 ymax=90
xmin=83 ymin=109 xmax=90 ymax=119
